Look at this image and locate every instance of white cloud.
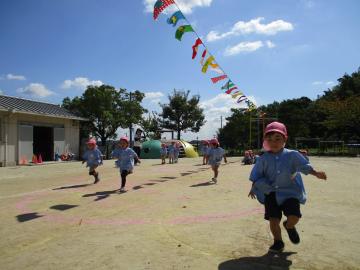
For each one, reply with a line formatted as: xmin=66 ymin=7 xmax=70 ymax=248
xmin=266 ymin=40 xmax=276 ymax=48
xmin=224 ymin=41 xmax=264 ymax=56
xmin=0 ymin=89 xmax=3 ymax=95
xmin=61 ymin=77 xmax=103 ymax=90
xmin=144 ymin=91 xmax=164 ymax=100
xmin=144 ymin=0 xmax=213 ymax=14
xmin=206 ymin=17 xmax=294 ymax=42
xmin=312 ymin=81 xmax=335 ymax=86
xmin=17 ymin=83 xmax=54 ymax=98
xmin=6 ymin=73 xmax=26 ymax=80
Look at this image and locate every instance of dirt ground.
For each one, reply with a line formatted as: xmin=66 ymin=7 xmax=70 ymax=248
xmin=0 ymin=157 xmax=359 ymax=270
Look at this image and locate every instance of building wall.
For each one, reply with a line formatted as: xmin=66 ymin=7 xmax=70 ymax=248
xmin=0 ymin=111 xmax=80 ymax=166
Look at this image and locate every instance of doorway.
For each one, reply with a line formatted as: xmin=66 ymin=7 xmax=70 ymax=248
xmin=33 ymin=126 xmax=53 ymax=161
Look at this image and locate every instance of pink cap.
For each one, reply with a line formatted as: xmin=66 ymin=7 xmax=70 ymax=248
xmin=120 ymin=136 xmax=129 ymax=143
xmin=86 ymin=138 xmax=97 ymax=145
xmin=210 ymin=138 xmax=219 ymax=146
xmin=264 ymin=121 xmax=288 ymax=138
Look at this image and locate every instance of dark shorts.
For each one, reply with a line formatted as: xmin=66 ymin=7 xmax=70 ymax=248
xmin=264 ymin=192 xmax=302 ymax=220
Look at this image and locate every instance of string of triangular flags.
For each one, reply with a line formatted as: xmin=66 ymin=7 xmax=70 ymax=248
xmin=153 ymin=0 xmax=256 ymax=110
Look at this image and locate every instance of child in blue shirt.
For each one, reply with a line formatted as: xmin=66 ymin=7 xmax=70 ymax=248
xmin=111 ymin=136 xmax=140 ymax=192
xmin=202 ymin=140 xmax=210 ymax=165
xmin=248 ymin=122 xmax=327 ymax=252
xmin=160 ymin=143 xmax=167 ymax=164
xmin=82 ymin=138 xmax=103 ymax=184
xmin=207 ymin=138 xmax=227 ymax=184
xmin=168 ymin=141 xmax=176 ymax=164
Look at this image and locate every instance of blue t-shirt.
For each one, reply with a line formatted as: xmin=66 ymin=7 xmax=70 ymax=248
xmin=202 ymin=145 xmax=209 ymax=156
xmin=83 ymin=148 xmax=102 ymax=167
xmin=168 ymin=145 xmax=175 ymax=155
xmin=160 ymin=147 xmax=167 ymax=156
xmin=111 ymin=147 xmax=138 ymax=171
xmin=249 ymin=148 xmax=313 ymax=205
xmin=208 ymin=147 xmax=225 ymax=165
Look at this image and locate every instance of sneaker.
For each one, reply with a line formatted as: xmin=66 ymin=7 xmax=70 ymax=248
xmin=211 ymin=178 xmax=217 ymax=184
xmin=269 ymin=240 xmax=284 ymax=253
xmin=283 ymin=221 xmax=300 ymax=244
xmin=119 ymin=187 xmax=126 ymax=192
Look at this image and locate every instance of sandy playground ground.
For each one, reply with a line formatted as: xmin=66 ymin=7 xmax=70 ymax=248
xmin=0 ymin=156 xmax=359 ymax=270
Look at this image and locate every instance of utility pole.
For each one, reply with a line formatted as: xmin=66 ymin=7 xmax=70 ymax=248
xmin=129 ymin=92 xmax=133 ymax=148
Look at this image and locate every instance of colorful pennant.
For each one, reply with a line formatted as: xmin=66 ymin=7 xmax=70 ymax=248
xmin=175 ymin=25 xmax=194 ymax=41
xmin=167 ymin=11 xmax=185 ymax=27
xmin=211 ymin=75 xmax=227 ymax=84
xmin=225 ymin=87 xmax=238 ymax=94
xmin=201 ymin=55 xmax=215 ymax=73
xmin=153 ymin=0 xmax=175 ymax=20
xmin=221 ymin=80 xmax=235 ymax=90
xmin=200 ymin=49 xmax=207 ymax=65
xmin=237 ymin=95 xmax=247 ymax=103
xmin=232 ymin=92 xmax=243 ymax=98
xmin=192 ymin=38 xmax=203 ymax=59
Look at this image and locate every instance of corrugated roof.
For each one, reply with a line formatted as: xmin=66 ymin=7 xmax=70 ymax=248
xmin=0 ymin=95 xmax=87 ymax=120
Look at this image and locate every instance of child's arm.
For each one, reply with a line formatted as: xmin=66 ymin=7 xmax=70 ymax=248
xmin=293 ymin=152 xmax=327 ymax=180
xmin=309 ymin=170 xmax=327 ymax=180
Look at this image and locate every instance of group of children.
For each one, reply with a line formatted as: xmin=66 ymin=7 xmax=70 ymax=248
xmin=242 ymin=149 xmax=257 ymax=165
xmin=160 ymin=141 xmax=180 ymax=164
xmin=82 ymin=121 xmax=327 ymax=253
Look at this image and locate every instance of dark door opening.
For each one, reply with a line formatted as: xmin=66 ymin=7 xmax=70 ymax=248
xmin=33 ymin=126 xmax=54 ymax=161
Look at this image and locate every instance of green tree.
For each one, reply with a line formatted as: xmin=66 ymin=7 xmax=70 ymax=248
xmin=159 ymin=90 xmax=205 ymax=140
xmin=62 ymin=85 xmax=147 ymax=145
xmin=139 ymin=112 xmax=161 ymax=140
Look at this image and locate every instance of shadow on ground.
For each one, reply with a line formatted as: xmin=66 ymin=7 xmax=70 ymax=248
xmin=53 ymin=184 xmax=91 ymax=190
xmin=218 ymin=252 xmax=296 ymax=270
xmin=190 ymin=181 xmax=215 ymax=187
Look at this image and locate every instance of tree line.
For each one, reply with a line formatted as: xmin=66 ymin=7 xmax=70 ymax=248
xmin=218 ymin=68 xmax=360 ymax=149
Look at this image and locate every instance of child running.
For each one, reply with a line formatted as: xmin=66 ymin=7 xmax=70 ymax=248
xmin=111 ymin=136 xmax=140 ymax=192
xmin=207 ymin=138 xmax=227 ymax=184
xmin=202 ymin=140 xmax=210 ymax=165
xmin=248 ymin=122 xmax=327 ymax=252
xmin=82 ymin=138 xmax=103 ymax=184
xmin=160 ymin=143 xmax=167 ymax=164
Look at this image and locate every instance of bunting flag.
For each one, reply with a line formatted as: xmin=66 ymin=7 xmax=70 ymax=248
xmin=200 ymin=49 xmax=207 ymax=65
xmin=237 ymin=95 xmax=247 ymax=103
xmin=221 ymin=80 xmax=235 ymax=90
xmin=192 ymin=38 xmax=203 ymax=59
xmin=167 ymin=11 xmax=185 ymax=27
xmin=153 ymin=0 xmax=175 ymax=20
xmin=152 ymin=2 xmax=256 ymax=111
xmin=225 ymin=87 xmax=238 ymax=94
xmin=201 ymin=55 xmax=215 ymax=73
xmin=211 ymin=75 xmax=227 ymax=83
xmin=175 ymin=25 xmax=194 ymax=41
xmin=232 ymin=92 xmax=243 ymax=98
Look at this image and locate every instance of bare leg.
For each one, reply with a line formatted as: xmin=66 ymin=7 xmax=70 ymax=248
xmin=269 ymin=218 xmax=282 ymax=241
xmin=285 ymin=215 xmax=299 ymax=228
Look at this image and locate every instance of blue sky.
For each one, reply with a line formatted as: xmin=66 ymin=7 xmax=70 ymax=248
xmin=1 ymin=0 xmax=359 ymax=139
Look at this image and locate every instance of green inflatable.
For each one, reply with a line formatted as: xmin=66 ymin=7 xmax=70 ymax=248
xmin=140 ymin=140 xmax=199 ymax=159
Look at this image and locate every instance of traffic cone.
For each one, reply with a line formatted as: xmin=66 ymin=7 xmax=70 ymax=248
xmin=32 ymin=154 xmax=38 ymax=164
xmin=37 ymin=154 xmax=43 ymax=164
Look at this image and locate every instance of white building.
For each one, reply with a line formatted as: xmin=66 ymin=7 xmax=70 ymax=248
xmin=0 ymin=95 xmax=86 ymax=166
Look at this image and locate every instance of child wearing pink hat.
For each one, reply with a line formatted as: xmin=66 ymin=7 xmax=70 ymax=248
xmin=207 ymin=138 xmax=227 ymax=184
xmin=82 ymin=138 xmax=103 ymax=184
xmin=111 ymin=136 xmax=140 ymax=192
xmin=248 ymin=121 xmax=327 ymax=252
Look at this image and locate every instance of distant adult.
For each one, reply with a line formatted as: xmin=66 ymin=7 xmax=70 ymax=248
xmin=133 ymin=128 xmax=143 ymax=165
